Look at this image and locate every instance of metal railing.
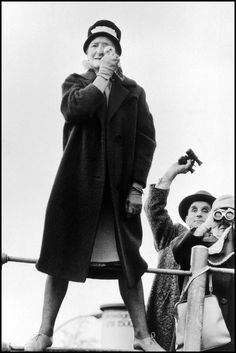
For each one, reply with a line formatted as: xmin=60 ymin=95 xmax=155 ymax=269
xmin=2 ymin=247 xmax=234 ymax=351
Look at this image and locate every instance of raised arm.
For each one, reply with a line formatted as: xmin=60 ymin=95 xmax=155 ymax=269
xmin=144 ymin=161 xmax=192 ymax=250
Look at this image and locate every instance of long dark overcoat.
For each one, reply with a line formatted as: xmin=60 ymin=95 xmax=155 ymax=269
xmin=36 ymin=69 xmax=156 ymax=287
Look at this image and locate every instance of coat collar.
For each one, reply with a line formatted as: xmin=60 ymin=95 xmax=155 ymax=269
xmin=81 ymin=69 xmax=97 ymax=82
xmin=208 ymin=226 xmax=235 ymax=266
xmin=81 ymin=69 xmax=134 ymax=120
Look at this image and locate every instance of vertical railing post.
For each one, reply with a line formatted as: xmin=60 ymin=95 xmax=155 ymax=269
xmin=183 ymin=245 xmax=208 ymax=351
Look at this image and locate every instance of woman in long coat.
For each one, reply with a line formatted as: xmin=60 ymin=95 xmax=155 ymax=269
xmin=25 ymin=20 xmax=166 ymax=352
xmin=36 ymin=61 xmax=155 ymax=286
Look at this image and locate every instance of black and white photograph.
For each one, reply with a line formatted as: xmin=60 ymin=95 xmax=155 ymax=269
xmin=2 ymin=2 xmax=234 ymax=351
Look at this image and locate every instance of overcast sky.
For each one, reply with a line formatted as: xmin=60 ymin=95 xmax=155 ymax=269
xmin=2 ymin=1 xmax=234 ymax=346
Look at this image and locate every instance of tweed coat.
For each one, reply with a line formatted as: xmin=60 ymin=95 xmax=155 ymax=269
xmin=36 ymin=69 xmax=156 ymax=288
xmin=144 ymin=186 xmax=188 ymax=351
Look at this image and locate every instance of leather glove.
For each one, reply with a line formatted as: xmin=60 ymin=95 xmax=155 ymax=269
xmin=125 ymin=185 xmax=143 ymax=218
xmin=97 ymin=46 xmax=120 ymax=80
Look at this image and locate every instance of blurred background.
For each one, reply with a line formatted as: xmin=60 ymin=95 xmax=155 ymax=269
xmin=2 ymin=1 xmax=234 ymax=347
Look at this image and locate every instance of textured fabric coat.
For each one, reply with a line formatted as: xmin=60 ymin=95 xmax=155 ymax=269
xmin=144 ymin=186 xmax=188 ymax=351
xmin=36 ymin=69 xmax=156 ymax=287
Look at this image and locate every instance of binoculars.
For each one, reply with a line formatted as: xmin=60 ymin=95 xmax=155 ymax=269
xmin=213 ymin=209 xmax=235 ymax=222
xmin=178 ymin=148 xmax=202 ymax=173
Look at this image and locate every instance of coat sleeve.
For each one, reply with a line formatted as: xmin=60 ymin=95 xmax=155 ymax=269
xmin=172 ymin=229 xmax=203 ymax=269
xmin=132 ymin=88 xmax=156 ymax=188
xmin=60 ymin=73 xmax=105 ymax=124
xmin=144 ymin=186 xmax=188 ymax=251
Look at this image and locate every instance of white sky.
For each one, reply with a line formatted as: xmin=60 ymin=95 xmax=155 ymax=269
xmin=2 ymin=1 xmax=234 ymax=346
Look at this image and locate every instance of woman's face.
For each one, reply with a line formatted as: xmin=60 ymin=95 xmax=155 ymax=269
xmin=86 ymin=36 xmax=115 ymax=71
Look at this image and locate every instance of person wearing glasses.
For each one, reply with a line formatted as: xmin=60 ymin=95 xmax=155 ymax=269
xmin=144 ymin=159 xmax=216 ymax=350
xmin=24 ymin=19 xmax=165 ymax=351
xmin=173 ymin=194 xmax=235 ymax=351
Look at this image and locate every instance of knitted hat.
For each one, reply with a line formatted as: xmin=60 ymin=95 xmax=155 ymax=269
xmin=178 ymin=190 xmax=216 ymax=222
xmin=83 ymin=20 xmax=122 ymax=56
xmin=212 ymin=194 xmax=234 ymax=212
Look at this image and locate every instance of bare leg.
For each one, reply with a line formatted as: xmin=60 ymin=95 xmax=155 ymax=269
xmin=118 ymin=274 xmax=165 ymax=351
xmin=39 ymin=275 xmax=69 ymax=336
xmin=118 ymin=275 xmax=149 ymax=339
xmin=25 ymin=275 xmax=69 ymax=351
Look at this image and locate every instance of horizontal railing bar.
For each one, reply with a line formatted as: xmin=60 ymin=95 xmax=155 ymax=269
xmin=5 ymin=256 xmax=37 ymax=264
xmin=2 ymin=253 xmax=234 ymax=275
xmin=2 ymin=343 xmax=137 ymax=352
xmin=146 ymin=267 xmax=192 ymax=275
xmin=209 ymin=267 xmax=234 ymax=274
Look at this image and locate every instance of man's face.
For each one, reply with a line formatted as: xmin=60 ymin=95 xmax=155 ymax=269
xmin=211 ymin=207 xmax=235 ymax=239
xmin=87 ymin=36 xmax=115 ymax=70
xmin=185 ymin=201 xmax=211 ymax=229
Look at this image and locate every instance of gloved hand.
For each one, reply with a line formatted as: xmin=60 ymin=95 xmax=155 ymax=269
xmin=125 ymin=186 xmax=143 ymax=218
xmin=194 ymin=210 xmax=218 ymax=238
xmin=97 ymin=46 xmax=120 ymax=80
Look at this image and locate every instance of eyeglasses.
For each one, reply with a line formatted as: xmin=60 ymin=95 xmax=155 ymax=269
xmin=213 ymin=208 xmax=235 ymax=222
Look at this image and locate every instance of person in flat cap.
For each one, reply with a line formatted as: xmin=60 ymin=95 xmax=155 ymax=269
xmin=173 ymin=194 xmax=235 ymax=351
xmin=144 ymin=159 xmax=216 ymax=350
xmin=25 ymin=20 xmax=163 ymax=351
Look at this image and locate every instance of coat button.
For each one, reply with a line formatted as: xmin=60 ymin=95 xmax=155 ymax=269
xmin=219 ymin=297 xmax=228 ymax=305
xmin=114 ymin=135 xmax=122 ymax=143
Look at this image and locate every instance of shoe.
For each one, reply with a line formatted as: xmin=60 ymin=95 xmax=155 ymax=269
xmin=134 ymin=336 xmax=166 ymax=351
xmin=24 ymin=333 xmax=53 ymax=351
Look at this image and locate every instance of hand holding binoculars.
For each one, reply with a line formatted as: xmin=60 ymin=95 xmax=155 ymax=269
xmin=104 ymin=46 xmax=116 ymax=55
xmin=178 ymin=148 xmax=202 ymax=173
